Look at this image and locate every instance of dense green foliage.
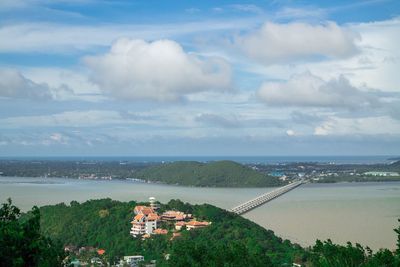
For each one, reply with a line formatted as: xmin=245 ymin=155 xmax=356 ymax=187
xmin=38 ymin=199 xmax=142 ymax=263
xmin=309 ymin=239 xmax=400 ymax=267
xmin=136 ymin=160 xmax=282 ymax=187
xmin=0 ymin=199 xmax=64 ymax=267
xmin=38 ymin=198 xmax=303 ymax=266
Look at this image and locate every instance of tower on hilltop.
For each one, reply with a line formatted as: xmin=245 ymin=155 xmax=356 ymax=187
xmin=149 ymin=197 xmax=159 ymax=210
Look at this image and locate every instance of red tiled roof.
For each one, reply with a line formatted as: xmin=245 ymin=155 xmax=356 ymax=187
xmin=97 ymin=249 xmax=106 ymax=255
xmin=186 ymin=220 xmax=209 ymax=227
xmin=134 ymin=205 xmax=154 ymax=215
xmin=133 ymin=214 xmax=145 ymax=221
xmin=147 ymin=213 xmax=159 ymax=221
xmin=134 ymin=205 xmax=146 ymax=212
xmin=141 ymin=207 xmax=154 ymax=215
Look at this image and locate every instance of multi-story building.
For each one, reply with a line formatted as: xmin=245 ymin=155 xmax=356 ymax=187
xmin=130 ymin=214 xmax=146 ymax=236
xmin=130 ymin=206 xmax=159 ymax=237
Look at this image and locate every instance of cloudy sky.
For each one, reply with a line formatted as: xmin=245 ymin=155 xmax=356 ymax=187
xmin=0 ymin=0 xmax=399 ymax=156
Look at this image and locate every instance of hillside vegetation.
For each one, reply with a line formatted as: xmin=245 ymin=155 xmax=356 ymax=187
xmin=135 ymin=160 xmax=282 ymax=187
xmin=37 ymin=198 xmax=304 ymax=266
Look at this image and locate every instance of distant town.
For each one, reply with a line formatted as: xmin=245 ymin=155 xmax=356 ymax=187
xmin=0 ymin=159 xmax=399 ymax=185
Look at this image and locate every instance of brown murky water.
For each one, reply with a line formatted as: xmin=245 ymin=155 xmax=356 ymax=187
xmin=1 ymin=177 xmax=399 ymax=250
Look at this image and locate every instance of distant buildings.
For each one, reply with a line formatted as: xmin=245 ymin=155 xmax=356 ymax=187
xmin=364 ymin=171 xmax=399 ymax=177
xmin=116 ymin=255 xmax=144 ymax=267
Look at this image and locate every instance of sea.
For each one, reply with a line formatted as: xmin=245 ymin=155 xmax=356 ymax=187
xmin=0 ymin=176 xmax=399 ymax=251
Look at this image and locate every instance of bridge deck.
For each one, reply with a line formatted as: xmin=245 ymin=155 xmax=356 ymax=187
xmin=231 ymin=180 xmax=304 ymax=215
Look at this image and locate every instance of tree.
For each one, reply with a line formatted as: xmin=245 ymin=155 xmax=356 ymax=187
xmin=395 ymin=218 xmax=400 ymax=256
xmin=0 ymin=198 xmax=64 ymax=267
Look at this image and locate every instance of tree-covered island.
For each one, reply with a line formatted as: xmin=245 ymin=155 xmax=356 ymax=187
xmin=1 ymin=159 xmax=400 ymax=187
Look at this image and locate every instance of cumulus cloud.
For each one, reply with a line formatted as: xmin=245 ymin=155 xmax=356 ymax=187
xmin=236 ymin=21 xmax=359 ymax=64
xmin=258 ymin=72 xmax=380 ymax=109
xmin=0 ymin=69 xmax=53 ymax=100
xmin=85 ymin=38 xmax=232 ymax=101
xmin=0 ymin=68 xmax=76 ymax=100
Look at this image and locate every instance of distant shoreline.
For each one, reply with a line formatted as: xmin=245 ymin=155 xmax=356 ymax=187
xmin=0 ymin=155 xmax=397 ymax=164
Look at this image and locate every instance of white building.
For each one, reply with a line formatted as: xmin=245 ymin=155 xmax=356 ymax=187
xmin=130 ymin=207 xmax=159 ymax=237
xmin=130 ymin=214 xmax=146 ymax=236
xmin=116 ymin=255 xmax=144 ymax=267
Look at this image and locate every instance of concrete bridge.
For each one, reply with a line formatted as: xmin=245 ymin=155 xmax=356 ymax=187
xmin=231 ymin=180 xmax=305 ymax=215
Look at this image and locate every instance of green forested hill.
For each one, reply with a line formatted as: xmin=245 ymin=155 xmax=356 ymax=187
xmin=135 ymin=160 xmax=282 ymax=187
xmin=37 ymin=198 xmax=304 ymax=266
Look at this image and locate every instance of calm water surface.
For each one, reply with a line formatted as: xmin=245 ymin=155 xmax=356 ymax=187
xmin=1 ymin=177 xmax=399 ymax=250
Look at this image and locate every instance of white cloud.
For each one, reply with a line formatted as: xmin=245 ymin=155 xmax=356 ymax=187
xmin=0 ymin=68 xmax=78 ymax=101
xmin=258 ymin=72 xmax=379 ymax=108
xmin=84 ymin=38 xmax=232 ymax=102
xmin=236 ymin=21 xmax=359 ymax=64
xmin=251 ymin=18 xmax=400 ymax=93
xmin=22 ymin=67 xmax=105 ymax=102
xmin=286 ymin=129 xmax=296 ymax=136
xmin=314 ymin=116 xmax=400 ymax=136
xmin=0 ymin=69 xmax=52 ymax=100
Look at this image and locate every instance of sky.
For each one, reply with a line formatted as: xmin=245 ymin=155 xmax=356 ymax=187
xmin=0 ymin=0 xmax=400 ymax=157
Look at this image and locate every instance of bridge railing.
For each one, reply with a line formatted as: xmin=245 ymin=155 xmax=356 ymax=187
xmin=231 ymin=180 xmax=304 ymax=214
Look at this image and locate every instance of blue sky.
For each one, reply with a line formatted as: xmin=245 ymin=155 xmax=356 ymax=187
xmin=0 ymin=0 xmax=400 ymax=156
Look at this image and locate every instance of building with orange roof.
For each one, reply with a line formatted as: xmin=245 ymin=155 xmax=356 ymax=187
xmin=141 ymin=207 xmax=155 ymax=216
xmin=97 ymin=249 xmax=106 ymax=256
xmin=133 ymin=205 xmax=146 ymax=214
xmin=146 ymin=213 xmax=159 ymax=221
xmin=185 ymin=220 xmax=210 ymax=230
xmin=134 ymin=205 xmax=154 ymax=216
xmin=175 ymin=221 xmax=186 ymax=230
xmin=161 ymin=210 xmax=191 ymax=221
xmin=131 ymin=205 xmax=158 ymax=237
